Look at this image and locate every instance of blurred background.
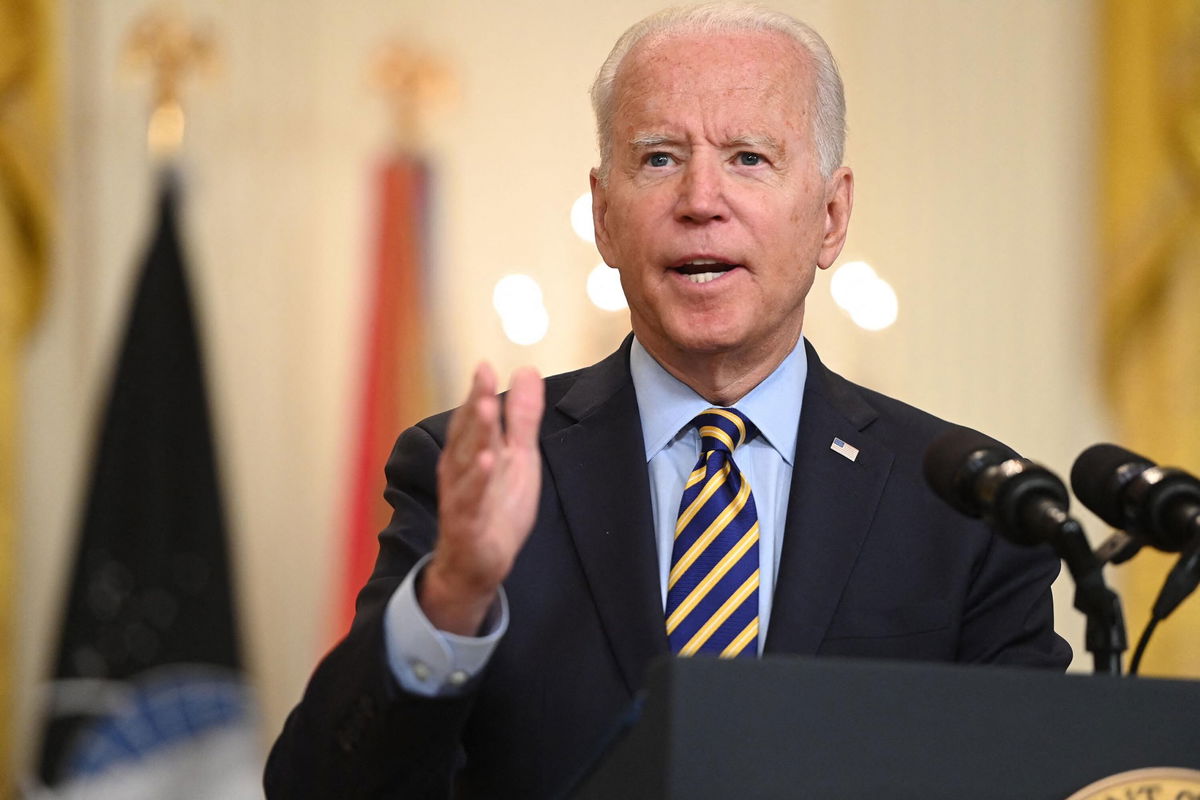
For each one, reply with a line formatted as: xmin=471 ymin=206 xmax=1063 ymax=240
xmin=5 ymin=0 xmax=1200 ymax=795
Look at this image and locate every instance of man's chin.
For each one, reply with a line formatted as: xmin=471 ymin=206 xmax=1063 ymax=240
xmin=647 ymin=324 xmax=754 ymax=360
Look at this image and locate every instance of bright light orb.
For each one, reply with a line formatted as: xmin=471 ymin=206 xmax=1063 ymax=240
xmin=492 ymin=274 xmax=544 ymax=315
xmin=849 ymin=278 xmax=899 ymax=331
xmin=493 ymin=274 xmax=549 ymax=345
xmin=570 ymin=193 xmax=595 ymax=244
xmin=500 ymin=303 xmax=550 ymax=346
xmin=829 ymin=260 xmax=899 ymax=331
xmin=830 ymin=261 xmax=878 ymax=311
xmin=586 ymin=263 xmax=627 ymax=311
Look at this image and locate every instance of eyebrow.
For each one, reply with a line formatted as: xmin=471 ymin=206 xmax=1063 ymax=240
xmin=628 ymin=133 xmax=679 ymax=149
xmin=626 ymin=133 xmax=785 ymax=154
xmin=727 ymin=135 xmax=784 ymax=154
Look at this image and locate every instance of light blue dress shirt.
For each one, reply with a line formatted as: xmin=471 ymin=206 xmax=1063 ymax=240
xmin=383 ymin=335 xmax=808 ymax=695
xmin=630 ymin=336 xmax=806 ymax=649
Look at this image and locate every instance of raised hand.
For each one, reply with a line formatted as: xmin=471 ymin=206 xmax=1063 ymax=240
xmin=420 ymin=363 xmax=545 ymax=635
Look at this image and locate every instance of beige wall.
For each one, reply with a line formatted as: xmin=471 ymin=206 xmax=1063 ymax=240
xmin=17 ymin=0 xmax=1107 ymax=776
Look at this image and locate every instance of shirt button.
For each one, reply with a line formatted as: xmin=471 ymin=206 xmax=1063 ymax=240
xmin=410 ymin=660 xmax=432 ymax=682
xmin=448 ymin=669 xmax=469 ymax=687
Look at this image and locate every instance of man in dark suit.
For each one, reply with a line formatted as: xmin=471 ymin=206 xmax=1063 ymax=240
xmin=266 ymin=4 xmax=1070 ymax=798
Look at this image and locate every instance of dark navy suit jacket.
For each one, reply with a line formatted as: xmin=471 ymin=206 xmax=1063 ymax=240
xmin=266 ymin=338 xmax=1070 ymax=798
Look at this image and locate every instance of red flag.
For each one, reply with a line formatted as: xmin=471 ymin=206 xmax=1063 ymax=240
xmin=338 ymin=156 xmax=434 ymax=637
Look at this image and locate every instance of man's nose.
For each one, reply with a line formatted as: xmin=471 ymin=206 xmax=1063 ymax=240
xmin=674 ymin=159 xmax=728 ymax=224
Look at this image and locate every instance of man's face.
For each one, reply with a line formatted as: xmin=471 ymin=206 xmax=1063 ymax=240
xmin=592 ymin=30 xmax=852 ymax=370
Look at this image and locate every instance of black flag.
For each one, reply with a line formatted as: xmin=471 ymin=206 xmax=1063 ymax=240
xmin=35 ymin=173 xmax=255 ymax=795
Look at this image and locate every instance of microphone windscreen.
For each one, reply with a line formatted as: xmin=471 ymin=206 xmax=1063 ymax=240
xmin=923 ymin=426 xmax=1016 ymax=517
xmin=1069 ymin=443 xmax=1154 ymax=529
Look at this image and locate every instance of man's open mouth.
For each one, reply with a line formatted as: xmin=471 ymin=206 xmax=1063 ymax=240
xmin=673 ymin=259 xmax=741 ymax=284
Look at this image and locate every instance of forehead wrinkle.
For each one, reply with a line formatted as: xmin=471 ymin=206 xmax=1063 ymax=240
xmin=608 ymin=32 xmax=816 ymax=170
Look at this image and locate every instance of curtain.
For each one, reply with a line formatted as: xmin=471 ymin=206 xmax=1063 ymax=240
xmin=1100 ymin=0 xmax=1200 ymax=676
xmin=0 ymin=0 xmax=56 ymax=789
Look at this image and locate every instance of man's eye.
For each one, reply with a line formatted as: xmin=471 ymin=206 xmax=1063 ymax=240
xmin=737 ymin=152 xmax=763 ymax=166
xmin=646 ymin=153 xmax=672 ymax=167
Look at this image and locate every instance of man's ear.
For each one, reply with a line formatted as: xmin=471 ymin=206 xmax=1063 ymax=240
xmin=590 ymin=168 xmax=613 ymax=264
xmin=818 ymin=166 xmax=854 ymax=269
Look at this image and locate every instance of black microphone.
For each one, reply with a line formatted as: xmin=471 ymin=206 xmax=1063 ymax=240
xmin=923 ymin=426 xmax=1071 ymax=547
xmin=1071 ymin=443 xmax=1200 ymax=619
xmin=1070 ymin=443 xmax=1200 ymax=553
xmin=925 ymin=427 xmax=1127 ymax=674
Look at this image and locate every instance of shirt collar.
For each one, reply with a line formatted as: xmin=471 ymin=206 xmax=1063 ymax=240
xmin=629 ymin=335 xmax=807 ymax=466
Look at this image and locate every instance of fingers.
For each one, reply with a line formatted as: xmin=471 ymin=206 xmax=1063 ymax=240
xmin=427 ymin=363 xmax=543 ymax=632
xmin=504 ymin=366 xmax=544 ymax=449
xmin=446 ymin=363 xmax=543 ymax=459
xmin=445 ymin=363 xmax=500 ymax=471
xmin=447 ymin=363 xmax=497 ymax=441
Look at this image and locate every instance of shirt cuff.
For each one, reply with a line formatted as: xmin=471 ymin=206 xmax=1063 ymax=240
xmin=383 ymin=553 xmax=509 ymax=697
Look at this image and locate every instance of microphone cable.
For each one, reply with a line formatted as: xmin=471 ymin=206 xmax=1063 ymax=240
xmin=1128 ymin=616 xmax=1157 ymax=676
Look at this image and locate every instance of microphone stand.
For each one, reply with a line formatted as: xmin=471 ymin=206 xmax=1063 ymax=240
xmin=1039 ymin=504 xmax=1126 ymax=675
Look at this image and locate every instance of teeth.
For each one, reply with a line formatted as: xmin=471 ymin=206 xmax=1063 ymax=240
xmin=678 ymin=259 xmax=733 ymax=284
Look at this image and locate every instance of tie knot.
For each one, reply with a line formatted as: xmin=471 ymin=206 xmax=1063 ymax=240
xmin=694 ymin=408 xmax=756 ymax=454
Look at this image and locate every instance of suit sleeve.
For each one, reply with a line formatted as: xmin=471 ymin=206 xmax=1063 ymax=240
xmin=264 ymin=421 xmax=475 ymax=799
xmin=956 ymin=527 xmax=1073 ymax=669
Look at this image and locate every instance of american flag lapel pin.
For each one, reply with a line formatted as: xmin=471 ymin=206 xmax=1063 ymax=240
xmin=830 ymin=437 xmax=859 ymax=462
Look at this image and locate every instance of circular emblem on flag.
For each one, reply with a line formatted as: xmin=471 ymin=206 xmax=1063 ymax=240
xmin=62 ymin=667 xmax=249 ymax=778
xmin=39 ymin=664 xmax=255 ymax=791
xmin=1065 ymin=767 xmax=1200 ymax=800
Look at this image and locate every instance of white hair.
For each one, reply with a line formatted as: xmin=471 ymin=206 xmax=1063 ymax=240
xmin=589 ymin=2 xmax=846 ymax=181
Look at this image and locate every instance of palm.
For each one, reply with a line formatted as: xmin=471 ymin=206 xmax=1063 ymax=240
xmin=424 ymin=364 xmax=544 ymax=634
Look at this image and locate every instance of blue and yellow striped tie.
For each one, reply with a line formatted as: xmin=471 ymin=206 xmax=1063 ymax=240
xmin=665 ymin=408 xmax=760 ymax=658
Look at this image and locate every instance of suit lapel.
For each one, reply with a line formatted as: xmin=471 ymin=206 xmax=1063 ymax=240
xmin=764 ymin=342 xmax=894 ymax=655
xmin=542 ymin=342 xmax=666 ymax=695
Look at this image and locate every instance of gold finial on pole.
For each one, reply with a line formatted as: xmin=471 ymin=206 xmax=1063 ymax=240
xmin=369 ymin=43 xmax=457 ymax=151
xmin=122 ymin=7 xmax=217 ymax=158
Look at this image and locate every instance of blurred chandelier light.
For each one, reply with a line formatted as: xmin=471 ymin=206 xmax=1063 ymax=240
xmin=586 ymin=263 xmax=627 ymax=311
xmin=493 ymin=274 xmax=549 ymax=345
xmin=570 ymin=192 xmax=595 ymax=244
xmin=829 ymin=260 xmax=898 ymax=331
